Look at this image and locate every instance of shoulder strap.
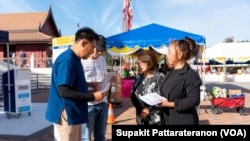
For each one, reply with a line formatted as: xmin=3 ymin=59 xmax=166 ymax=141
xmin=133 ymin=74 xmax=144 ymax=90
xmin=155 ymin=72 xmax=163 ymax=94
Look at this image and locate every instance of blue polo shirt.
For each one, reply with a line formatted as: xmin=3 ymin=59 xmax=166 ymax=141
xmin=45 ymin=48 xmax=89 ymax=125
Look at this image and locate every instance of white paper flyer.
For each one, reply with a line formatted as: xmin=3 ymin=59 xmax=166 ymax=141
xmin=139 ymin=92 xmax=166 ymax=106
xmin=100 ymin=71 xmax=117 ymax=93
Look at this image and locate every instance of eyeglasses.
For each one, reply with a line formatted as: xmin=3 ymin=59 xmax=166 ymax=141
xmin=138 ymin=62 xmax=147 ymax=66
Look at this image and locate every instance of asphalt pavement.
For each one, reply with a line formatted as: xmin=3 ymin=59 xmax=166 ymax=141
xmin=0 ymin=82 xmax=249 ymax=141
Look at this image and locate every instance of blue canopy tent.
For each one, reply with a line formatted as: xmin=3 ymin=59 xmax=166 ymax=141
xmin=0 ymin=30 xmax=9 ymax=72
xmin=0 ymin=30 xmax=12 ymax=115
xmin=0 ymin=30 xmax=9 ymax=43
xmin=0 ymin=30 xmax=9 ymax=66
xmin=106 ymin=23 xmax=206 ymax=56
xmin=106 ymin=23 xmax=207 ymax=99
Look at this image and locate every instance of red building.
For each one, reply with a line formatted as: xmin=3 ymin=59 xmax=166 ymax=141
xmin=0 ymin=7 xmax=60 ymax=68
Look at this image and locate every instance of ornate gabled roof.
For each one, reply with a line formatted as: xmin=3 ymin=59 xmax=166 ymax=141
xmin=0 ymin=8 xmax=59 ymax=43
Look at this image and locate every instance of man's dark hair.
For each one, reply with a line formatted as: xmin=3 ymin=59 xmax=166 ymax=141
xmin=96 ymin=34 xmax=107 ymax=51
xmin=75 ymin=27 xmax=99 ymax=42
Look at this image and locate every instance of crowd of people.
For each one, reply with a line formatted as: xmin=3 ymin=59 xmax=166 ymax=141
xmin=45 ymin=26 xmax=202 ymax=141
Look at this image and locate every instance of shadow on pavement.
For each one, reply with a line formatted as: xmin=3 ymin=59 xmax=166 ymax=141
xmin=199 ymin=119 xmax=210 ymax=124
xmin=112 ymin=97 xmax=134 ymax=120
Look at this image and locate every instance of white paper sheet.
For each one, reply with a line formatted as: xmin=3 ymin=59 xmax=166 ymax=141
xmin=100 ymin=76 xmax=112 ymax=93
xmin=100 ymin=72 xmax=117 ymax=93
xmin=139 ymin=92 xmax=166 ymax=106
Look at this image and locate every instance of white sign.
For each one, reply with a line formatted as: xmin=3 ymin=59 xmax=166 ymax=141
xmin=52 ymin=36 xmax=75 ymax=63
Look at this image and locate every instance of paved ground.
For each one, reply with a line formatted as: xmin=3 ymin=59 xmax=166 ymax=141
xmin=0 ymin=82 xmax=249 ymax=141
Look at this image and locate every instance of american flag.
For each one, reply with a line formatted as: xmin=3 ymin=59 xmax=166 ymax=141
xmin=122 ymin=0 xmax=133 ymax=31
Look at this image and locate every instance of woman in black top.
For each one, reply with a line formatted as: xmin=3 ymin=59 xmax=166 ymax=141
xmin=158 ymin=37 xmax=202 ymax=125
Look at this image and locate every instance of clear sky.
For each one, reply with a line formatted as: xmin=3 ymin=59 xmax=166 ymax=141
xmin=1 ymin=0 xmax=249 ymax=47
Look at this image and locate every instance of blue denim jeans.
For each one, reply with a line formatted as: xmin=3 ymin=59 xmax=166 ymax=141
xmin=82 ymin=102 xmax=108 ymax=141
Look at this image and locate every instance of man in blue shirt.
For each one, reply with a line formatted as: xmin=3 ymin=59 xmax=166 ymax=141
xmin=45 ymin=27 xmax=105 ymax=141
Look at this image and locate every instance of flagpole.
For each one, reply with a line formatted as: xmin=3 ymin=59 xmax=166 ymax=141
xmin=121 ymin=0 xmax=133 ymax=76
xmin=122 ymin=0 xmax=128 ymax=77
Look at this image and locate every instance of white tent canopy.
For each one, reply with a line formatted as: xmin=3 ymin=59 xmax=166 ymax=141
xmin=205 ymin=42 xmax=250 ymax=62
